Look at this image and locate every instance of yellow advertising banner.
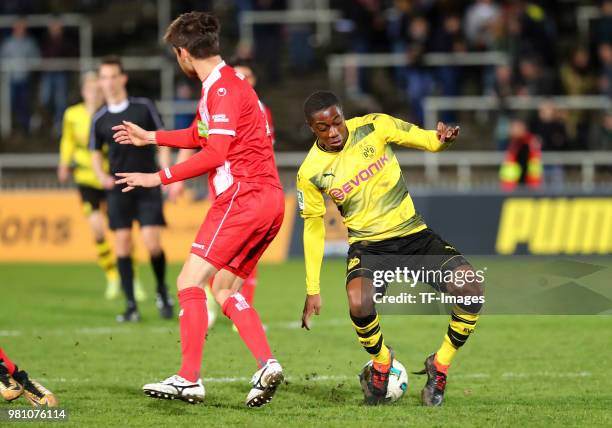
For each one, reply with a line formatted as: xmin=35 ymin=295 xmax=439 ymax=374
xmin=0 ymin=190 xmax=295 ymax=263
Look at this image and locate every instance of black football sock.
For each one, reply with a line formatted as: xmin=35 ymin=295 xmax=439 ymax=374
xmin=117 ymin=256 xmax=136 ymax=309
xmin=151 ymin=251 xmax=169 ymax=303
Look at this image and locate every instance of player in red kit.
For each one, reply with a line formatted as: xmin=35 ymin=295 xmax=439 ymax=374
xmin=111 ymin=12 xmax=285 ymax=407
xmin=203 ymin=58 xmax=274 ymax=328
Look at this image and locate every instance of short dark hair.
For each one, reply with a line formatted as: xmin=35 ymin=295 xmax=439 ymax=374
xmin=98 ymin=56 xmax=124 ymax=74
xmin=164 ymin=12 xmax=220 ymax=59
xmin=304 ymin=91 xmax=341 ymax=121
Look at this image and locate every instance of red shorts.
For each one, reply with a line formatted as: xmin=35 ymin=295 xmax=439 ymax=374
xmin=191 ymin=181 xmax=284 ymax=278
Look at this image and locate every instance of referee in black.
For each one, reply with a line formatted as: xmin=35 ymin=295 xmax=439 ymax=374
xmin=90 ymin=57 xmax=173 ymax=322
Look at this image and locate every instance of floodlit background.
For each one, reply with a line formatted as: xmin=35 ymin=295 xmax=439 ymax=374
xmin=1 ymin=1 xmax=611 ymax=258
xmin=0 ymin=2 xmax=611 ymax=426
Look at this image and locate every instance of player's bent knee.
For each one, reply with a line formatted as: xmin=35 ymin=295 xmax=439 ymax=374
xmin=147 ymin=246 xmax=163 ymax=257
xmin=446 ymin=265 xmax=485 ymax=314
xmin=346 ymin=280 xmax=375 ymax=318
xmin=349 ymin=304 xmax=374 ymax=319
xmin=176 ymin=255 xmax=218 ymax=291
xmin=455 ymin=280 xmax=484 ymax=314
xmin=211 ymin=272 xmax=242 ymax=306
xmin=115 ymin=239 xmax=132 ymax=257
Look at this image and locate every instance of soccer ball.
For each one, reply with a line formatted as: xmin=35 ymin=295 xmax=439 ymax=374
xmin=362 ymin=359 xmax=409 ymax=402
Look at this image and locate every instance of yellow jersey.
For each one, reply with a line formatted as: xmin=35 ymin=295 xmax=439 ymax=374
xmin=59 ymin=103 xmax=108 ymax=189
xmin=297 ymin=113 xmax=452 ymax=294
xmin=297 ymin=113 xmax=451 ymax=243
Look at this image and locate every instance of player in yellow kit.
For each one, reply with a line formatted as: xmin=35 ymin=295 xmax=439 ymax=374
xmin=297 ymin=91 xmax=484 ymax=406
xmin=58 ymin=72 xmax=145 ymax=301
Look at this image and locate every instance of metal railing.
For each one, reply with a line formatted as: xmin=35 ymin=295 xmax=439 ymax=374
xmin=0 ymin=14 xmax=93 ymax=60
xmin=0 ymin=57 xmax=177 ymax=137
xmin=2 ymin=150 xmax=611 ymax=192
xmin=576 ymin=5 xmax=600 ymax=37
xmin=327 ymin=51 xmax=509 ymax=91
xmin=423 ymin=95 xmax=612 ymax=129
xmin=239 ymin=2 xmax=340 ymax=48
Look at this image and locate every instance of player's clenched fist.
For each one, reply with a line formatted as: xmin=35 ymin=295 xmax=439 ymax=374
xmin=436 ymin=121 xmax=460 ymax=143
xmin=112 ymin=121 xmax=157 ymax=146
xmin=115 ymin=172 xmax=161 ymax=192
xmin=301 ymin=293 xmax=322 ymax=330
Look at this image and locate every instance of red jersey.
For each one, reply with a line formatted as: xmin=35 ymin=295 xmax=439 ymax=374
xmin=156 ymin=61 xmax=280 ymax=197
xmin=261 ymin=102 xmax=275 ymax=145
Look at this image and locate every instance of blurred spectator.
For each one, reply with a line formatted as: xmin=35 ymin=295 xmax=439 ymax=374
xmin=491 ymin=63 xmax=514 ymax=100
xmin=491 ymin=64 xmax=514 ymax=151
xmin=494 ymin=114 xmax=512 ymax=151
xmin=39 ymin=18 xmax=76 ymax=137
xmin=287 ymin=0 xmax=315 ymax=75
xmin=530 ymin=101 xmax=570 ymax=151
xmin=515 ymin=56 xmax=555 ymax=96
xmin=252 ymin=0 xmax=287 ymax=85
xmin=590 ymin=0 xmax=612 ymax=53
xmin=530 ymin=101 xmax=569 ymax=186
xmin=464 ymin=0 xmax=500 ymax=51
xmin=561 ymin=47 xmax=596 ymax=96
xmin=598 ymin=43 xmax=612 ymax=98
xmin=402 ymin=15 xmax=431 ymax=125
xmin=514 ymin=2 xmax=556 ymax=67
xmin=174 ymin=82 xmax=195 ymax=130
xmin=560 ymin=47 xmax=596 ymax=147
xmin=430 ymin=14 xmax=465 ymax=122
xmin=499 ymin=119 xmax=542 ymax=191
xmin=342 ymin=0 xmax=389 ymax=97
xmin=0 ymin=19 xmax=40 ymax=133
xmin=591 ymin=110 xmax=612 ymax=151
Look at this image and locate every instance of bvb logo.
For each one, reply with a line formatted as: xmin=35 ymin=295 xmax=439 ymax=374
xmin=361 ymin=145 xmax=375 ymax=159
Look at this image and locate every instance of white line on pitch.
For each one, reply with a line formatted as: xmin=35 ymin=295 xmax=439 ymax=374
xmin=35 ymin=371 xmax=591 ymax=384
xmin=0 ymin=319 xmax=354 ymax=337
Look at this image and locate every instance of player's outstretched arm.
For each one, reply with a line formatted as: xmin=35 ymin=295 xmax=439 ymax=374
xmin=112 ymin=120 xmax=202 ymax=149
xmin=114 ymin=172 xmax=161 ymax=193
xmin=301 ymin=215 xmax=325 ymax=330
xmin=381 ymin=114 xmax=459 ymax=152
xmin=112 ymin=121 xmax=156 ymax=146
xmin=116 ymin=134 xmax=231 ymax=192
xmin=158 ymin=134 xmax=230 ymax=185
xmin=435 ymin=121 xmax=460 ymax=145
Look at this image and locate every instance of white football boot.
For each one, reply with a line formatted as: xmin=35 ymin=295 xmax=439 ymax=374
xmin=143 ymin=375 xmax=205 ymax=404
xmin=246 ymin=359 xmax=284 ymax=407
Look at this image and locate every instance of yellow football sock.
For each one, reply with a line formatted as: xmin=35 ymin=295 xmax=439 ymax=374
xmin=435 ymin=308 xmax=479 ymax=367
xmin=95 ymin=240 xmax=118 ymax=281
xmin=351 ymin=313 xmax=391 ymax=365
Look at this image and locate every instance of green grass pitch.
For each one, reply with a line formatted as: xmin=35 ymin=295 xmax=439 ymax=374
xmin=1 ymin=259 xmax=611 ymax=427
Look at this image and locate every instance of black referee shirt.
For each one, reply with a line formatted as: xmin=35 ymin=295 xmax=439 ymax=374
xmin=90 ymin=97 xmax=163 ymax=175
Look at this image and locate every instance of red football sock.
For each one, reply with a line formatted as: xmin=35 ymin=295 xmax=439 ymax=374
xmin=240 ymin=268 xmax=257 ymax=306
xmin=177 ymin=287 xmax=208 ymax=382
xmin=434 ymin=354 xmax=450 ymax=375
xmin=222 ymin=292 xmax=272 ymax=368
xmin=0 ymin=348 xmax=17 ymax=375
